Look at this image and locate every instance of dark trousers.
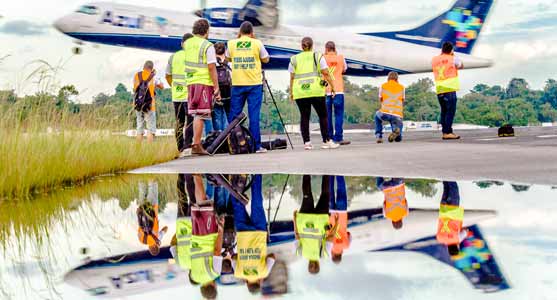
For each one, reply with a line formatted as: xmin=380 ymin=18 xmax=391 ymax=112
xmin=295 ymin=97 xmax=329 ymax=143
xmin=177 ymin=174 xmax=195 ymax=218
xmin=437 ymin=92 xmax=458 ymax=134
xmin=300 ymin=175 xmax=330 ymax=214
xmin=441 ymin=181 xmax=460 ymax=206
xmin=173 ymin=102 xmax=194 ymax=151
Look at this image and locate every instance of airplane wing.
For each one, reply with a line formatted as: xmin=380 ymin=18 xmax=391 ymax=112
xmin=375 ymin=225 xmax=511 ymax=293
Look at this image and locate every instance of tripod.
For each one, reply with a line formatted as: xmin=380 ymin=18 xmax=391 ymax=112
xmin=262 ymin=71 xmax=295 ymax=150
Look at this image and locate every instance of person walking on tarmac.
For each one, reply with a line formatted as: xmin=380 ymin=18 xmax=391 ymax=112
xmin=226 ymin=21 xmax=270 ymax=154
xmin=375 ymin=72 xmax=405 ymax=143
xmin=377 ymin=177 xmax=408 ymax=230
xmin=294 ymin=175 xmax=338 ymax=274
xmin=231 ymin=175 xmax=276 ymax=294
xmin=437 ymin=181 xmax=468 ymax=257
xmin=324 ymin=41 xmax=350 ymax=146
xmin=432 ymin=42 xmax=464 ymax=140
xmin=328 ymin=176 xmax=351 ymax=264
xmin=184 ymin=19 xmax=221 ymax=156
xmin=166 ymin=34 xmax=194 ymax=157
xmin=290 ymin=37 xmax=339 ymax=150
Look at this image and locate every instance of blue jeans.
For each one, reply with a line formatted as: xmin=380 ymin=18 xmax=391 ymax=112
xmin=204 ymin=119 xmax=213 ymax=136
xmin=229 ymin=85 xmax=263 ymax=150
xmin=375 ymin=111 xmax=403 ymax=139
xmin=233 ymin=175 xmax=266 ymax=232
xmin=376 ymin=177 xmax=404 ymax=191
xmin=212 ymin=105 xmax=228 ymax=132
xmin=437 ymin=92 xmax=458 ymax=134
xmin=441 ymin=181 xmax=460 ymax=206
xmin=329 ymin=176 xmax=348 ymax=211
xmin=326 ymin=94 xmax=345 ymax=142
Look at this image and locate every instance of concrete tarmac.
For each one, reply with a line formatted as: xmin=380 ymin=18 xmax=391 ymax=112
xmin=131 ymin=127 xmax=557 ymax=186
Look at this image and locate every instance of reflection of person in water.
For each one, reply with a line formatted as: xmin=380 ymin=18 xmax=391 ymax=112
xmin=136 ymin=180 xmax=168 ymax=256
xmin=170 ymin=174 xmax=195 ymax=277
xmin=232 ymin=175 xmax=276 ymax=294
xmin=377 ymin=177 xmax=408 ymax=230
xmin=189 ymin=175 xmax=231 ymax=300
xmin=294 ymin=175 xmax=337 ymax=275
xmin=328 ymin=176 xmax=351 ymax=264
xmin=436 ymin=181 xmax=467 ymax=257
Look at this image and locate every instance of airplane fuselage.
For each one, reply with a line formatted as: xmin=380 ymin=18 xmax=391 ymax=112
xmin=55 ymin=2 xmax=492 ymax=78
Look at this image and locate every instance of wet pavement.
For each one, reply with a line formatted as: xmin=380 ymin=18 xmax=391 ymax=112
xmin=1 ymin=173 xmax=556 ymax=299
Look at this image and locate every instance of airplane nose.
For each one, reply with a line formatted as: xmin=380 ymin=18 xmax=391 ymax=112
xmin=53 ymin=17 xmax=73 ymax=33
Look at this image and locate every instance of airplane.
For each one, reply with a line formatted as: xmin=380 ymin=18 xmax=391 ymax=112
xmin=54 ymin=0 xmax=494 ymax=77
xmin=64 ymin=207 xmax=509 ymax=298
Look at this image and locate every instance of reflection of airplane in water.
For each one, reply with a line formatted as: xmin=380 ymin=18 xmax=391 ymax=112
xmin=54 ymin=0 xmax=494 ymax=77
xmin=65 ymin=202 xmax=509 ymax=297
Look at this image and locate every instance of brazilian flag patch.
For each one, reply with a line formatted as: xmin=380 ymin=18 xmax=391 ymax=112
xmin=237 ymin=41 xmax=252 ymax=49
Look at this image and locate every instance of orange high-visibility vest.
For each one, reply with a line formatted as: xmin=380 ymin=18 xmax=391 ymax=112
xmin=432 ymin=54 xmax=460 ymax=94
xmin=380 ymin=80 xmax=405 ymax=118
xmin=138 ymin=204 xmax=159 ymax=246
xmin=436 ymin=205 xmax=464 ymax=245
xmin=324 ymin=53 xmax=345 ymax=94
xmin=329 ymin=211 xmax=350 ymax=255
xmin=383 ymin=183 xmax=408 ymax=222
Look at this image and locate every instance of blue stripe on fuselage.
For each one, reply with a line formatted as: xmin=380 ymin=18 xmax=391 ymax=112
xmin=66 ymin=32 xmax=409 ymax=77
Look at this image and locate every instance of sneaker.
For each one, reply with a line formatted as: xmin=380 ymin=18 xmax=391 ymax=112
xmin=376 ymin=138 xmax=383 ymax=144
xmin=339 ymin=140 xmax=351 ymax=146
xmin=442 ymin=133 xmax=461 ymax=140
xmin=321 ymin=140 xmax=340 ymax=149
xmin=256 ymin=148 xmax=268 ymax=154
xmin=388 ymin=128 xmax=401 ymax=143
xmin=178 ymin=148 xmax=192 ymax=158
xmin=304 ymin=142 xmax=313 ymax=150
xmin=191 ymin=144 xmax=210 ymax=156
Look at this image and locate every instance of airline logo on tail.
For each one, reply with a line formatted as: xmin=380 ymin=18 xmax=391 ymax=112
xmin=443 ymin=8 xmax=484 ymax=49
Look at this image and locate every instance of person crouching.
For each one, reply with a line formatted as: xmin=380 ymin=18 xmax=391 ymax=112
xmin=375 ymin=71 xmax=405 ymax=143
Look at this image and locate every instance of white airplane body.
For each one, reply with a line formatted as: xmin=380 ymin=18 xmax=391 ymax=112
xmin=55 ymin=0 xmax=494 ymax=77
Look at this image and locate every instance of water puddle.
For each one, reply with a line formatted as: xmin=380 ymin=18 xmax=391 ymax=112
xmin=1 ymin=174 xmax=556 ymax=299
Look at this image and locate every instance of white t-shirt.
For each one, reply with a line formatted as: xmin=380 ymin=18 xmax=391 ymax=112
xmin=288 ymin=55 xmax=329 ymax=73
xmin=293 ymin=240 xmax=333 ymax=257
xmin=169 ymin=246 xmax=222 ymax=274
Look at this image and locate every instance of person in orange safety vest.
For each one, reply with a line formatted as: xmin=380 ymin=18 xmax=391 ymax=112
xmin=437 ymin=181 xmax=467 ymax=257
xmin=328 ymin=176 xmax=351 ymax=264
xmin=377 ymin=177 xmax=408 ymax=230
xmin=375 ymin=72 xmax=405 ymax=144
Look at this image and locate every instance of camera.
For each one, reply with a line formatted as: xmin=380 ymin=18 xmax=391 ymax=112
xmin=320 ymin=80 xmax=329 ymax=87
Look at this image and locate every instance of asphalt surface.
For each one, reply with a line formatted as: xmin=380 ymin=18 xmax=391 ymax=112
xmin=131 ymin=127 xmax=557 ymax=186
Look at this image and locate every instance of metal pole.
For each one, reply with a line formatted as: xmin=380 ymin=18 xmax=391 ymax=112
xmin=262 ymin=71 xmax=295 ymax=150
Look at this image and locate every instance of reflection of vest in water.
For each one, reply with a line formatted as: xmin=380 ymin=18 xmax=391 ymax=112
xmin=329 ymin=211 xmax=350 ymax=254
xmin=296 ymin=213 xmax=329 ymax=261
xmin=184 ymin=35 xmax=213 ymax=86
xmin=175 ymin=217 xmax=193 ymax=270
xmin=380 ymin=80 xmax=405 ymax=118
xmin=171 ymin=49 xmax=188 ymax=101
xmin=234 ymin=231 xmax=268 ymax=282
xmin=190 ymin=233 xmax=219 ymax=285
xmin=383 ymin=183 xmax=408 ymax=222
xmin=432 ymin=54 xmax=460 ymax=94
xmin=227 ymin=36 xmax=264 ymax=86
xmin=137 ymin=204 xmax=159 ymax=246
xmin=291 ymin=51 xmax=326 ymax=100
xmin=324 ymin=53 xmax=345 ymax=94
xmin=436 ymin=205 xmax=464 ymax=245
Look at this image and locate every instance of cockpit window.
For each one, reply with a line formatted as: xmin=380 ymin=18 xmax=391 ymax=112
xmin=76 ymin=5 xmax=99 ymax=15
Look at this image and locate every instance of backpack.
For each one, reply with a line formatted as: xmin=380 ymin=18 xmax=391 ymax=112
xmin=228 ymin=125 xmax=255 ymax=155
xmin=203 ymin=131 xmax=229 ymax=154
xmin=134 ymin=71 xmax=155 ymax=112
xmin=216 ymin=59 xmax=232 ymax=87
xmin=137 ymin=203 xmax=158 ymax=244
xmin=498 ymin=124 xmax=515 ymax=137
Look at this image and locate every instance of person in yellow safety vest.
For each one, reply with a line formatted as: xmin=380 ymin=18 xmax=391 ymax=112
xmin=432 ymin=42 xmax=464 ymax=140
xmin=184 ymin=19 xmax=221 ymax=156
xmin=436 ymin=181 xmax=468 ymax=257
xmin=166 ymin=34 xmax=195 ymax=158
xmin=136 ymin=180 xmax=168 ymax=256
xmin=226 ymin=21 xmax=270 ymax=153
xmin=170 ymin=174 xmax=195 ymax=273
xmin=230 ymin=175 xmax=276 ymax=295
xmin=375 ymin=71 xmax=405 ymax=144
xmin=328 ymin=176 xmax=351 ymax=265
xmin=189 ymin=174 xmax=230 ymax=300
xmin=324 ymin=41 xmax=350 ymax=146
xmin=377 ymin=177 xmax=409 ymax=230
xmin=294 ymin=175 xmax=339 ymax=275
xmin=289 ymin=37 xmax=340 ymax=150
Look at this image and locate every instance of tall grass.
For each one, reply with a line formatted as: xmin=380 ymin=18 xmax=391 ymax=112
xmin=0 ymin=60 xmax=178 ymax=200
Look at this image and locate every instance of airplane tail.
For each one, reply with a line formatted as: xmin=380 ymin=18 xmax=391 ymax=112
xmin=362 ymin=0 xmax=494 ymax=54
xmin=375 ymin=225 xmax=511 ymax=293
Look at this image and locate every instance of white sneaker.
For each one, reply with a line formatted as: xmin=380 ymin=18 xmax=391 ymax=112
xmin=304 ymin=142 xmax=313 ymax=150
xmin=256 ymin=148 xmax=268 ymax=154
xmin=179 ymin=148 xmax=192 ymax=158
xmin=321 ymin=140 xmax=340 ymax=149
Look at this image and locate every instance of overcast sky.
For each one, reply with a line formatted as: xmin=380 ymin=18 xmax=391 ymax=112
xmin=1 ymin=0 xmax=557 ymax=102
